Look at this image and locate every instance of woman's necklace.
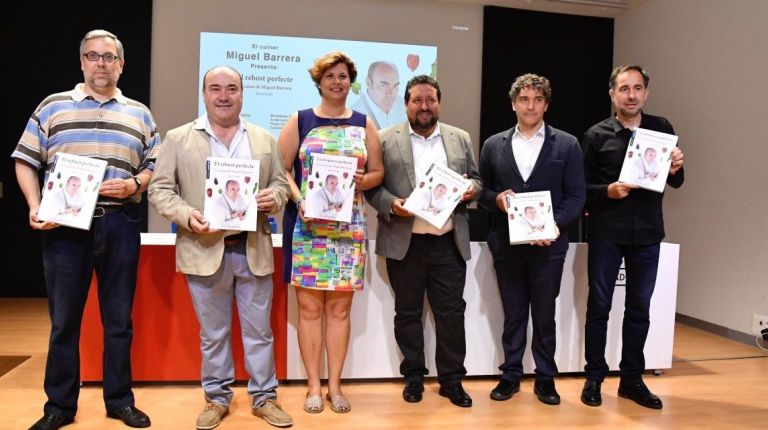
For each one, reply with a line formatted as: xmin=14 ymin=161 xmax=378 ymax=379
xmin=319 ymin=107 xmax=349 ymax=127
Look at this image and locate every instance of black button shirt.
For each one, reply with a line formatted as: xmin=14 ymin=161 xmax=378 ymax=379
xmin=582 ymin=112 xmax=684 ymax=245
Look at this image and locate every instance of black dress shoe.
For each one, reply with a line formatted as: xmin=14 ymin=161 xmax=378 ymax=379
xmin=618 ymin=381 xmax=663 ymax=409
xmin=29 ymin=414 xmax=74 ymax=430
xmin=439 ymin=383 xmax=472 ymax=407
xmin=403 ymin=380 xmax=424 ymax=403
xmin=533 ymin=380 xmax=561 ymax=405
xmin=106 ymin=406 xmax=151 ymax=428
xmin=490 ymin=379 xmax=520 ymax=401
xmin=581 ymin=379 xmax=602 ymax=407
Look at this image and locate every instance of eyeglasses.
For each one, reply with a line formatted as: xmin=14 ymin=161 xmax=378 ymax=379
xmin=83 ymin=51 xmax=120 ymax=63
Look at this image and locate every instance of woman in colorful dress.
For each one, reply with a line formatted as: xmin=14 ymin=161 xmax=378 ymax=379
xmin=278 ymin=51 xmax=383 ymax=414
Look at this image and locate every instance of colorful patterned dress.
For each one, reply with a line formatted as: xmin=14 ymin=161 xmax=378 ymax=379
xmin=283 ymin=109 xmax=368 ymax=291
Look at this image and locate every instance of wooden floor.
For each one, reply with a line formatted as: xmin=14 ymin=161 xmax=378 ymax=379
xmin=1 ymin=298 xmax=767 ymax=430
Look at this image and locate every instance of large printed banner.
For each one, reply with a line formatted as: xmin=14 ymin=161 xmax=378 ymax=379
xmin=199 ymin=32 xmax=437 ymax=135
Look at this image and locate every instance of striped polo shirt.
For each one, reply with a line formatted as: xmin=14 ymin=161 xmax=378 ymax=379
xmin=12 ymin=84 xmax=161 ymax=205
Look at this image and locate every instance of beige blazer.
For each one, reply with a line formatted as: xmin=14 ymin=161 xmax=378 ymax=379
xmin=365 ymin=122 xmax=482 ymax=261
xmin=148 ymin=121 xmax=289 ymax=276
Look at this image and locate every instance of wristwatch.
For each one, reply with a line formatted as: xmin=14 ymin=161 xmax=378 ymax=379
xmin=131 ymin=176 xmax=142 ymax=195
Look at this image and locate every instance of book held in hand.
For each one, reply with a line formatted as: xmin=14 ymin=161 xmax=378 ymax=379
xmin=506 ymin=191 xmax=557 ymax=244
xmin=37 ymin=153 xmax=107 ymax=230
xmin=403 ymin=162 xmax=471 ymax=229
xmin=618 ymin=127 xmax=678 ymax=193
xmin=304 ymin=153 xmax=357 ymax=223
xmin=203 ymin=157 xmax=260 ymax=231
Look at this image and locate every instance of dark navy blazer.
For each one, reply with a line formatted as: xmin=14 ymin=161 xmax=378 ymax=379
xmin=478 ymin=124 xmax=586 ymax=260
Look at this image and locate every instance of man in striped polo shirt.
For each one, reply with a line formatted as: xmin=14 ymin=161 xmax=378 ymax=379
xmin=12 ymin=29 xmax=158 ymax=430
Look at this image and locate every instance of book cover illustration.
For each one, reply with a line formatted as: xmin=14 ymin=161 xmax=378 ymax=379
xmin=37 ymin=153 xmax=107 ymax=230
xmin=304 ymin=153 xmax=357 ymax=223
xmin=618 ymin=127 xmax=678 ymax=193
xmin=403 ymin=162 xmax=471 ymax=229
xmin=203 ymin=157 xmax=260 ymax=231
xmin=506 ymin=191 xmax=557 ymax=244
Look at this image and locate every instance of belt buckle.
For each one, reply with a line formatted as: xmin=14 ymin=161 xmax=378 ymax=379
xmin=93 ymin=206 xmax=106 ymax=218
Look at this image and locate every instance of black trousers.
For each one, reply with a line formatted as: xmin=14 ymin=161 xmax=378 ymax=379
xmin=494 ymin=252 xmax=564 ymax=382
xmin=385 ymin=233 xmax=467 ymax=387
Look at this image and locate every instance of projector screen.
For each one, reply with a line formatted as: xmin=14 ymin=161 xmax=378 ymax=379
xmin=198 ymin=32 xmax=437 ymax=135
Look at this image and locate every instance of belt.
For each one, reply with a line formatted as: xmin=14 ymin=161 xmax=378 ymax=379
xmin=224 ymin=231 xmax=248 ymax=247
xmin=93 ymin=205 xmax=124 ymax=218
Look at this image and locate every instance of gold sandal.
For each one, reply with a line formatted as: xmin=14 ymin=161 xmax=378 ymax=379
xmin=303 ymin=394 xmax=324 ymax=413
xmin=326 ymin=393 xmax=351 ymax=413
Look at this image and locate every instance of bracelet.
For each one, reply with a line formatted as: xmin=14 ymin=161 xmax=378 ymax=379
xmin=295 ymin=196 xmax=305 ymax=207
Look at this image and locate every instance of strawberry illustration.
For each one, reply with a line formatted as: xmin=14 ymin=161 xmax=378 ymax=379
xmin=308 ymin=181 xmax=314 ymax=190
xmin=452 ymin=187 xmax=458 ymax=193
xmin=244 ymin=176 xmax=251 ymax=184
xmin=342 ymin=172 xmax=349 ymax=179
xmin=206 ymin=188 xmax=212 ymax=198
xmin=47 ymin=181 xmax=54 ymax=190
xmin=87 ymin=174 xmax=94 ymax=182
xmin=628 ymin=151 xmax=634 ymax=158
xmin=661 ymin=147 xmax=668 ymax=153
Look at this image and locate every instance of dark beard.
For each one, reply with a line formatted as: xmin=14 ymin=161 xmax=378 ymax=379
xmin=410 ymin=113 xmax=438 ymax=134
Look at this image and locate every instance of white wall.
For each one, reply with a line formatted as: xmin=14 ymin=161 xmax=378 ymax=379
xmin=614 ymin=0 xmax=768 ymax=334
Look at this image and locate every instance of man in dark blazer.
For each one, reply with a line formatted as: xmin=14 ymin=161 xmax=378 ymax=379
xmin=478 ymin=74 xmax=585 ymax=405
xmin=366 ymin=75 xmax=482 ymax=407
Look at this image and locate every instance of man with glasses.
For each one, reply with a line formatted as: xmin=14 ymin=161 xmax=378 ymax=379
xmin=351 ymin=61 xmax=406 ymax=129
xmin=13 ymin=29 xmax=159 ymax=430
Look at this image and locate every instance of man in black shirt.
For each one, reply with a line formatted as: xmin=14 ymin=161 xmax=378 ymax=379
xmin=581 ymin=65 xmax=685 ymax=410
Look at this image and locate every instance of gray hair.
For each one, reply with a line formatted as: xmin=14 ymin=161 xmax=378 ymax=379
xmin=79 ymin=29 xmax=124 ymax=60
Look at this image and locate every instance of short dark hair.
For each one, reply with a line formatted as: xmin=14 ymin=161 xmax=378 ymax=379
xmin=508 ymin=73 xmax=552 ymax=103
xmin=404 ymin=75 xmax=441 ymax=103
xmin=609 ymin=65 xmax=650 ymax=89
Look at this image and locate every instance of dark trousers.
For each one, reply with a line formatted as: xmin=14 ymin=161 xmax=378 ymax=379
xmin=41 ymin=206 xmax=141 ymax=418
xmin=385 ymin=233 xmax=467 ymax=387
xmin=584 ymin=237 xmax=660 ymax=384
xmin=494 ymin=254 xmax=564 ymax=382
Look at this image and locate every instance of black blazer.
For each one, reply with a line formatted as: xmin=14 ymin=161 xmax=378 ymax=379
xmin=478 ymin=124 xmax=586 ymax=260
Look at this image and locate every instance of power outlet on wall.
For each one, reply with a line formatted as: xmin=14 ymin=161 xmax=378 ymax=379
xmin=752 ymin=314 xmax=768 ymax=335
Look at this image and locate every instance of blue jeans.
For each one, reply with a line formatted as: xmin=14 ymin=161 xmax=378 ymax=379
xmin=584 ymin=237 xmax=660 ymax=384
xmin=41 ymin=205 xmax=141 ymax=418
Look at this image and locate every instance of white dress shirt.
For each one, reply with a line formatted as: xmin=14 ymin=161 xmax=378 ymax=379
xmin=409 ymin=123 xmax=453 ymax=235
xmin=511 ymin=122 xmax=546 ymax=181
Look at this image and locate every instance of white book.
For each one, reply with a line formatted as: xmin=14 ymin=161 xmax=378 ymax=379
xmin=618 ymin=127 xmax=678 ymax=193
xmin=203 ymin=157 xmax=260 ymax=231
xmin=304 ymin=153 xmax=357 ymax=223
xmin=403 ymin=162 xmax=471 ymax=229
xmin=506 ymin=191 xmax=557 ymax=244
xmin=38 ymin=153 xmax=107 ymax=230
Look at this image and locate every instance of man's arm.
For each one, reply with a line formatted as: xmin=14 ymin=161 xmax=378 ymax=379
xmin=15 ymin=159 xmax=58 ymax=230
xmin=554 ymin=137 xmax=586 ymax=228
xmin=147 ymin=129 xmax=198 ymax=230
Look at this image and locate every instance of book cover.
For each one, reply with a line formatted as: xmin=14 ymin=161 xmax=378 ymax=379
xmin=403 ymin=162 xmax=471 ymax=229
xmin=304 ymin=153 xmax=357 ymax=223
xmin=618 ymin=127 xmax=679 ymax=193
xmin=203 ymin=157 xmax=260 ymax=231
xmin=37 ymin=153 xmax=107 ymax=230
xmin=506 ymin=191 xmax=557 ymax=244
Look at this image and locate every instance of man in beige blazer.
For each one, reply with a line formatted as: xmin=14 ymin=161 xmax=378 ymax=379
xmin=148 ymin=66 xmax=292 ymax=430
xmin=366 ymin=75 xmax=482 ymax=408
